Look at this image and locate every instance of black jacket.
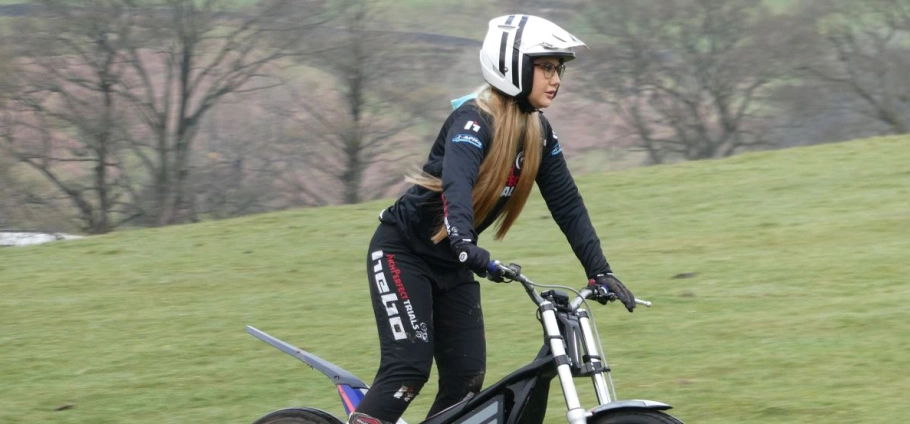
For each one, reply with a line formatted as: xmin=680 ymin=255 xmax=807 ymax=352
xmin=380 ymin=100 xmax=611 ymax=278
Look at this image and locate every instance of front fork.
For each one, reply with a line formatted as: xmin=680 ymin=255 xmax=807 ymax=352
xmin=540 ymin=303 xmax=620 ymax=423
xmin=539 ymin=302 xmax=589 ymax=424
xmin=578 ymin=311 xmax=616 ymax=404
xmin=542 ymin=303 xmax=675 ymax=424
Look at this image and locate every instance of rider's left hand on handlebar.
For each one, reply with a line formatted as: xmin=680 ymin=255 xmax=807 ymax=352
xmin=589 ymin=273 xmax=636 ymax=312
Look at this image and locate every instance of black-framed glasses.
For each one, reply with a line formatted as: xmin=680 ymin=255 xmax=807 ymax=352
xmin=534 ymin=62 xmax=566 ymax=79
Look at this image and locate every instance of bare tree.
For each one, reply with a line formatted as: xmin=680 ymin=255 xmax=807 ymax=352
xmin=0 ymin=158 xmax=76 ymax=232
xmin=795 ymin=0 xmax=910 ymax=135
xmin=0 ymin=0 xmax=333 ymax=230
xmin=1 ymin=1 xmax=140 ymax=233
xmin=581 ymin=0 xmax=799 ymax=163
xmin=0 ymin=154 xmax=23 ymax=230
xmin=275 ymin=0 xmax=433 ymax=205
xmin=111 ymin=0 xmax=330 ymax=225
xmin=188 ymin=100 xmax=288 ymax=219
xmin=0 ymin=38 xmax=17 ymax=230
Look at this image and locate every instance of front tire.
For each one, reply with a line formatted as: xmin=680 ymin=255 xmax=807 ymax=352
xmin=251 ymin=407 xmax=345 ymax=424
xmin=593 ymin=409 xmax=684 ymax=424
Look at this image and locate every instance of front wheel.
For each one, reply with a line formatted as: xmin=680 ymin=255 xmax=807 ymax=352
xmin=251 ymin=407 xmax=345 ymax=424
xmin=593 ymin=409 xmax=684 ymax=424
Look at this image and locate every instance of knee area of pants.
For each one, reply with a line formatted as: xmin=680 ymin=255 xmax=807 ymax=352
xmin=397 ymin=369 xmax=431 ymax=384
xmin=392 ymin=380 xmax=425 ymax=403
xmin=468 ymin=371 xmax=485 ymax=392
xmin=439 ymin=371 xmax=485 ymax=392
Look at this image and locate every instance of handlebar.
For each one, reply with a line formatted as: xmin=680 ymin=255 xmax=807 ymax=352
xmin=573 ymin=287 xmax=653 ymax=309
xmin=489 ymin=260 xmax=652 ymax=310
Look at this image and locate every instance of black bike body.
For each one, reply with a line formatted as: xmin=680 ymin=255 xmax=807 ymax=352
xmin=248 ymin=263 xmax=683 ymax=424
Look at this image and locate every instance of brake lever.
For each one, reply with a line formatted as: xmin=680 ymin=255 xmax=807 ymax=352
xmin=489 ymin=261 xmax=521 ymax=283
xmin=590 ymin=285 xmax=616 ymax=305
xmin=589 ymin=286 xmax=652 ymax=308
xmin=504 ymin=262 xmax=521 ymax=277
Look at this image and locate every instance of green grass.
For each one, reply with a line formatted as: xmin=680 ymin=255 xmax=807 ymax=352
xmin=1 ymin=135 xmax=908 ymax=424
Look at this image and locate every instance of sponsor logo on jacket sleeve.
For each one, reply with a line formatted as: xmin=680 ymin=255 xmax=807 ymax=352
xmin=551 ymin=141 xmax=562 ymax=156
xmin=550 ymin=131 xmax=562 ymax=156
xmin=452 ymin=133 xmax=483 ymax=149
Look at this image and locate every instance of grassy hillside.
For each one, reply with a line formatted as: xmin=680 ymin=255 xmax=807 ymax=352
xmin=1 ymin=136 xmax=908 ymax=424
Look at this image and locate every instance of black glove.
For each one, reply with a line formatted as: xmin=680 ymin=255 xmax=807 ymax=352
xmin=589 ymin=273 xmax=636 ymax=312
xmin=451 ymin=238 xmax=501 ymax=281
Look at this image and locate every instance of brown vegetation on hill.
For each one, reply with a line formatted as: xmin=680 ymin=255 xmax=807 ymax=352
xmin=1 ymin=0 xmax=907 ymax=232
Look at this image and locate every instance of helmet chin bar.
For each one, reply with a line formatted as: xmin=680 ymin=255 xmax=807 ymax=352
xmin=515 ymin=96 xmax=538 ymax=114
xmin=489 ymin=86 xmax=537 ymax=114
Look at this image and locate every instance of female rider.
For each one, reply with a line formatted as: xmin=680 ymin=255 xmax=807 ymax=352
xmin=350 ymin=14 xmax=637 ymax=424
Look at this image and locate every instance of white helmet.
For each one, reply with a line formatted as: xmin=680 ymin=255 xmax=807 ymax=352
xmin=479 ymin=15 xmax=587 ymax=100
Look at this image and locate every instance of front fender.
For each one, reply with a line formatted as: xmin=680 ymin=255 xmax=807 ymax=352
xmin=588 ymin=399 xmax=673 ymax=420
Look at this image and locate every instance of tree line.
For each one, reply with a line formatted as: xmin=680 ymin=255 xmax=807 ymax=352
xmin=1 ymin=0 xmax=907 ymax=234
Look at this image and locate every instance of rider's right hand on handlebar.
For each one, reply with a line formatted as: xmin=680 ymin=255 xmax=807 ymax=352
xmin=452 ymin=238 xmax=503 ymax=281
xmin=589 ymin=273 xmax=637 ymax=313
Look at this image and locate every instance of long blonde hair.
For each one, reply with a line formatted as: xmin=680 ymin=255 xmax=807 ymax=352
xmin=407 ymin=86 xmax=542 ymax=243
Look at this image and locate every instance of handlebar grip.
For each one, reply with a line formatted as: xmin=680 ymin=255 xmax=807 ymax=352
xmin=488 ymin=261 xmax=499 ymax=276
xmin=488 ymin=260 xmax=523 ymax=283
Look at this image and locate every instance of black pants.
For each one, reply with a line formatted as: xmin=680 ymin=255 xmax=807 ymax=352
xmin=354 ymin=223 xmax=486 ymax=423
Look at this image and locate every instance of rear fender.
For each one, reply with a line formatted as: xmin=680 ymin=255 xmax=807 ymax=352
xmin=246 ymin=325 xmax=369 ymax=389
xmin=247 ymin=326 xmax=408 ymax=423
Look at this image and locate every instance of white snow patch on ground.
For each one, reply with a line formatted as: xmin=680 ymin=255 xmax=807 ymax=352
xmin=0 ymin=232 xmax=84 ymax=247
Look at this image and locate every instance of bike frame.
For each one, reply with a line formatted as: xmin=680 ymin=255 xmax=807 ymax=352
xmin=248 ymin=263 xmax=674 ymax=424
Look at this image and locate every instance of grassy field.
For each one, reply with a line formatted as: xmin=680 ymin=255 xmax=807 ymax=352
xmin=2 ymin=135 xmax=909 ymax=424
